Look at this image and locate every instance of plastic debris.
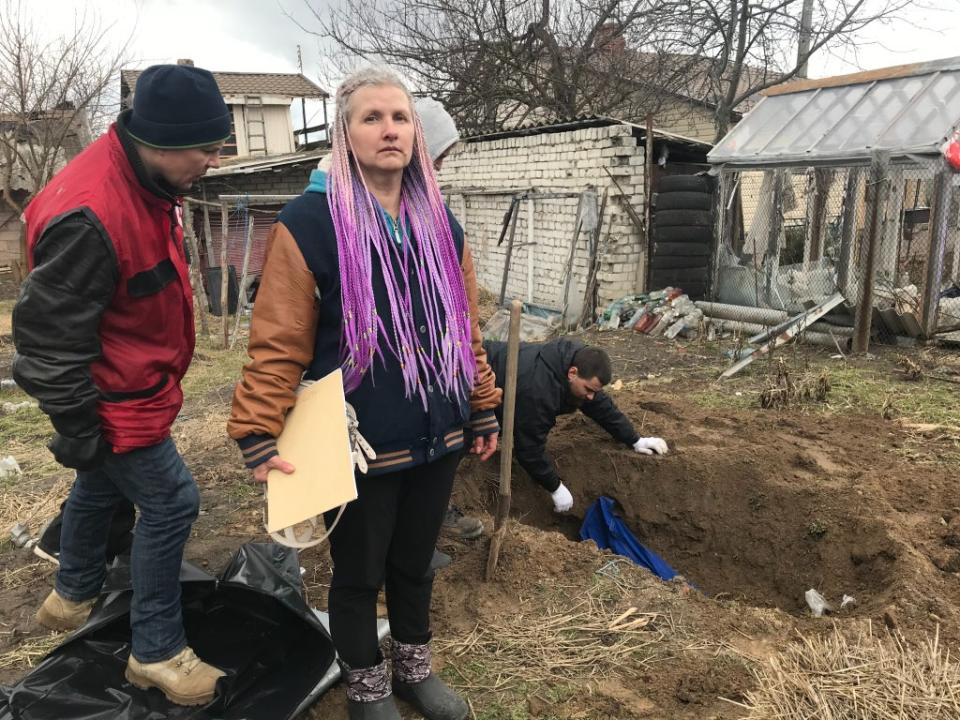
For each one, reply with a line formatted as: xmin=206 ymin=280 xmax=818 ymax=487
xmin=805 ymin=588 xmax=831 ymax=617
xmin=0 ymin=379 xmax=17 ymax=390
xmin=840 ymin=594 xmax=857 ymax=610
xmin=598 ymin=287 xmax=704 ymax=339
xmin=0 ymin=456 xmax=22 ymax=480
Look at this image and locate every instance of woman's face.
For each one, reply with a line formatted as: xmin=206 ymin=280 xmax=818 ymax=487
xmin=347 ymin=84 xmax=415 ymax=176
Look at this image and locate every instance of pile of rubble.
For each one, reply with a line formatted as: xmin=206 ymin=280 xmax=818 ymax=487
xmin=598 ymin=288 xmax=704 ymax=340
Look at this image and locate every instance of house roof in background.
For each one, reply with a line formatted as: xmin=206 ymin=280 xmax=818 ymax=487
xmin=203 ymin=148 xmax=326 ymax=177
xmin=709 ymin=55 xmax=960 ymax=167
xmin=120 ymin=69 xmax=329 ymax=102
xmin=463 ymin=115 xmax=712 ymax=152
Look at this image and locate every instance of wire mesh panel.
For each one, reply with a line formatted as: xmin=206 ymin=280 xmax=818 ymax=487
xmin=709 ymin=157 xmax=960 ymax=347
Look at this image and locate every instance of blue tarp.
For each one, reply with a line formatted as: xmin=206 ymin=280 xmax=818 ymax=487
xmin=580 ymin=496 xmax=679 ymax=581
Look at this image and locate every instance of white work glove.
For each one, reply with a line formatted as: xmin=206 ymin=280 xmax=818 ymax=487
xmin=345 ymin=402 xmax=376 ymax=473
xmin=633 ymin=437 xmax=668 ymax=455
xmin=551 ymin=482 xmax=573 ymax=513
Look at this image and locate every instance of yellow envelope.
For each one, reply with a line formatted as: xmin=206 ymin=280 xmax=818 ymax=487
xmin=266 ymin=369 xmax=358 ymax=533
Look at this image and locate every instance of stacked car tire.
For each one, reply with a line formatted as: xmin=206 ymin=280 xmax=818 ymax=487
xmin=651 ymin=175 xmax=714 ymax=299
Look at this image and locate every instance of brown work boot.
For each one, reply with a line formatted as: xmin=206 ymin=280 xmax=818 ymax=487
xmin=125 ymin=646 xmax=225 ymax=706
xmin=440 ymin=506 xmax=483 ymax=540
xmin=36 ymin=589 xmax=96 ymax=631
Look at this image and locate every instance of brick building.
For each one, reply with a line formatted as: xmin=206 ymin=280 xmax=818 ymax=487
xmin=439 ymin=118 xmax=710 ymax=314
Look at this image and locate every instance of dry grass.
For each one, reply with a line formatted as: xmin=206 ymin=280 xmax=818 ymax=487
xmin=759 ymin=358 xmax=830 ymax=410
xmin=0 ymin=561 xmax=51 ymax=591
xmin=0 ymin=475 xmax=70 ymax=541
xmin=0 ymin=299 xmax=13 ymax=337
xmin=436 ymin=583 xmax=666 ymax=694
xmin=735 ymin=627 xmax=960 ymax=719
xmin=0 ymin=631 xmax=64 ymax=670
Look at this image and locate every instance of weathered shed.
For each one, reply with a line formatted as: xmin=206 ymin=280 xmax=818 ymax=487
xmin=706 ymin=57 xmax=960 ymax=344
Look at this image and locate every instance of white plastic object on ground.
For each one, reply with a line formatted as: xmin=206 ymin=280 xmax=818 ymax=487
xmin=805 ymin=588 xmax=831 ymax=617
xmin=0 ymin=456 xmax=22 ymax=479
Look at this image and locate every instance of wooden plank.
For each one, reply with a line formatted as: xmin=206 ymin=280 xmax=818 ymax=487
xmin=580 ymin=187 xmax=609 ymax=327
xmin=486 ymin=299 xmax=522 ymax=581
xmin=718 ymin=292 xmax=845 ymax=379
xmin=560 ymin=193 xmax=585 ymax=327
xmin=920 ymin=165 xmax=952 ymax=338
xmin=220 ymin=201 xmax=230 ymax=349
xmin=229 ymin=215 xmax=255 ymax=350
xmin=497 ymin=198 xmax=521 ymax=306
xmin=853 ymin=153 xmax=889 ymax=353
xmin=181 ymin=201 xmax=209 ymax=336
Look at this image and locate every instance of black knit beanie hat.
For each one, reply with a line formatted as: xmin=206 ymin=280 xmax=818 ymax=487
xmin=125 ymin=64 xmax=230 ymax=149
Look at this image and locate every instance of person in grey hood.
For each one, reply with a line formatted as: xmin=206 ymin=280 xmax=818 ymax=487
xmin=483 ymin=338 xmax=668 ymax=512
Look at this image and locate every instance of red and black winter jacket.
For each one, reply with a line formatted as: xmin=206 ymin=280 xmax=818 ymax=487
xmin=13 ymin=115 xmax=194 ymax=468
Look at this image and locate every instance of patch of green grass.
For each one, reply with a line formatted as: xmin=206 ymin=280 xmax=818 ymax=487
xmin=0 ymin=405 xmax=51 ymax=451
xmin=825 ymin=364 xmax=960 ymax=427
xmin=692 ymin=356 xmax=960 ymax=428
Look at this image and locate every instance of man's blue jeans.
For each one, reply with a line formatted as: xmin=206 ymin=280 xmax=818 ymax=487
xmin=55 ymin=437 xmax=200 ymax=663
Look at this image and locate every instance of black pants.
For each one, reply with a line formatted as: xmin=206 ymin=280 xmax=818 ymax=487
xmin=324 ymin=452 xmax=458 ymax=669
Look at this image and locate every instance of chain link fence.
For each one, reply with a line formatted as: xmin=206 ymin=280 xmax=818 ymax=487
xmin=708 ymin=157 xmax=960 ymax=348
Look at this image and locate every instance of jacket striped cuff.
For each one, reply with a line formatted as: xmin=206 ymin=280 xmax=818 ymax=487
xmin=469 ymin=409 xmax=500 ymax=438
xmin=237 ymin=433 xmax=278 ymax=469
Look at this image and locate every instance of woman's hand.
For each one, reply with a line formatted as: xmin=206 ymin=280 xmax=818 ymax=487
xmin=470 ymin=432 xmax=499 ymax=461
xmin=252 ymin=456 xmax=296 ymax=483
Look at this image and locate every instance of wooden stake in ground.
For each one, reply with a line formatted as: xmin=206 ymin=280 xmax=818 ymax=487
xmin=230 ymin=215 xmax=255 ymax=350
xmin=219 ymin=200 xmax=230 ymax=349
xmin=486 ymin=298 xmax=522 ymax=581
xmin=181 ymin=201 xmax=209 ymax=336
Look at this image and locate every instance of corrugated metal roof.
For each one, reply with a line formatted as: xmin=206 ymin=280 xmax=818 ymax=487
xmin=709 ymin=55 xmax=960 ymax=167
xmin=121 ymin=69 xmax=328 ymax=101
xmin=204 ymin=149 xmax=326 ymax=177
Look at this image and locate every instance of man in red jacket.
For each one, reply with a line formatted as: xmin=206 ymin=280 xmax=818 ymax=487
xmin=12 ymin=64 xmax=228 ymax=706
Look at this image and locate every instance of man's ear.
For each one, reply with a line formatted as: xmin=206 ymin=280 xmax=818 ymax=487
xmin=567 ymin=366 xmax=578 ymax=382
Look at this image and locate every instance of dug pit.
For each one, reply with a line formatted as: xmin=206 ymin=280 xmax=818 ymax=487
xmin=457 ymin=405 xmax=902 ymax=616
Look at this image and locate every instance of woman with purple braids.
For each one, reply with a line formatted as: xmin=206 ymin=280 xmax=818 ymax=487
xmin=228 ymin=68 xmax=501 ymax=720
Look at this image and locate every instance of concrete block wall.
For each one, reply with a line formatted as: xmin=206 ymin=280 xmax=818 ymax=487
xmin=200 ymin=163 xmax=314 ymax=199
xmin=0 ymin=210 xmax=22 ymax=268
xmin=439 ymin=124 xmax=647 ymax=314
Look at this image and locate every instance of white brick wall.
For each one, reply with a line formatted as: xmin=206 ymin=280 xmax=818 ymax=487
xmin=439 ymin=124 xmax=647 ymax=313
xmin=0 ymin=211 xmax=22 ymax=268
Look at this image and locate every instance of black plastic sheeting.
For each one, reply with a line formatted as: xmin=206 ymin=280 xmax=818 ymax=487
xmin=0 ymin=543 xmax=338 ymax=720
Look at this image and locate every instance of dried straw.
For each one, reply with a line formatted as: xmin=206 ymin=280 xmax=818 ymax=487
xmin=435 ymin=587 xmax=664 ymax=693
xmin=740 ymin=626 xmax=960 ymax=719
xmin=0 ymin=632 xmax=64 ymax=670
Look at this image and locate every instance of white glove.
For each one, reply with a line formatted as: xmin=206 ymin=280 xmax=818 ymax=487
xmin=345 ymin=402 xmax=376 ymax=473
xmin=633 ymin=437 xmax=668 ymax=455
xmin=551 ymin=482 xmax=573 ymax=513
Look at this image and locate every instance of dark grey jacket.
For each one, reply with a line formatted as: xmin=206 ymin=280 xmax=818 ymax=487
xmin=483 ymin=338 xmax=638 ymax=492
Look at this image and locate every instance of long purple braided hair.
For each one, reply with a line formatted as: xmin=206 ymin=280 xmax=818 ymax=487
xmin=327 ymin=68 xmax=475 ymax=407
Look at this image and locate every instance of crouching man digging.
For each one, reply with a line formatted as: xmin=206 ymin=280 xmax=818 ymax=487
xmin=12 ymin=65 xmax=228 ymax=706
xmin=484 ymin=338 xmax=668 ymax=513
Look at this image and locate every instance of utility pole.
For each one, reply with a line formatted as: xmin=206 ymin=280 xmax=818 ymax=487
xmin=797 ymin=0 xmax=814 ymax=78
xmin=297 ymin=45 xmax=309 ymax=148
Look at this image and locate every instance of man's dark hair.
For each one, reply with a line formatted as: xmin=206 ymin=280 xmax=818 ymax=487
xmin=571 ymin=346 xmax=612 ymax=385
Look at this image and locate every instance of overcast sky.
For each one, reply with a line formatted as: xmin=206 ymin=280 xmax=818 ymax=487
xmin=34 ymin=0 xmax=960 ymax=130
